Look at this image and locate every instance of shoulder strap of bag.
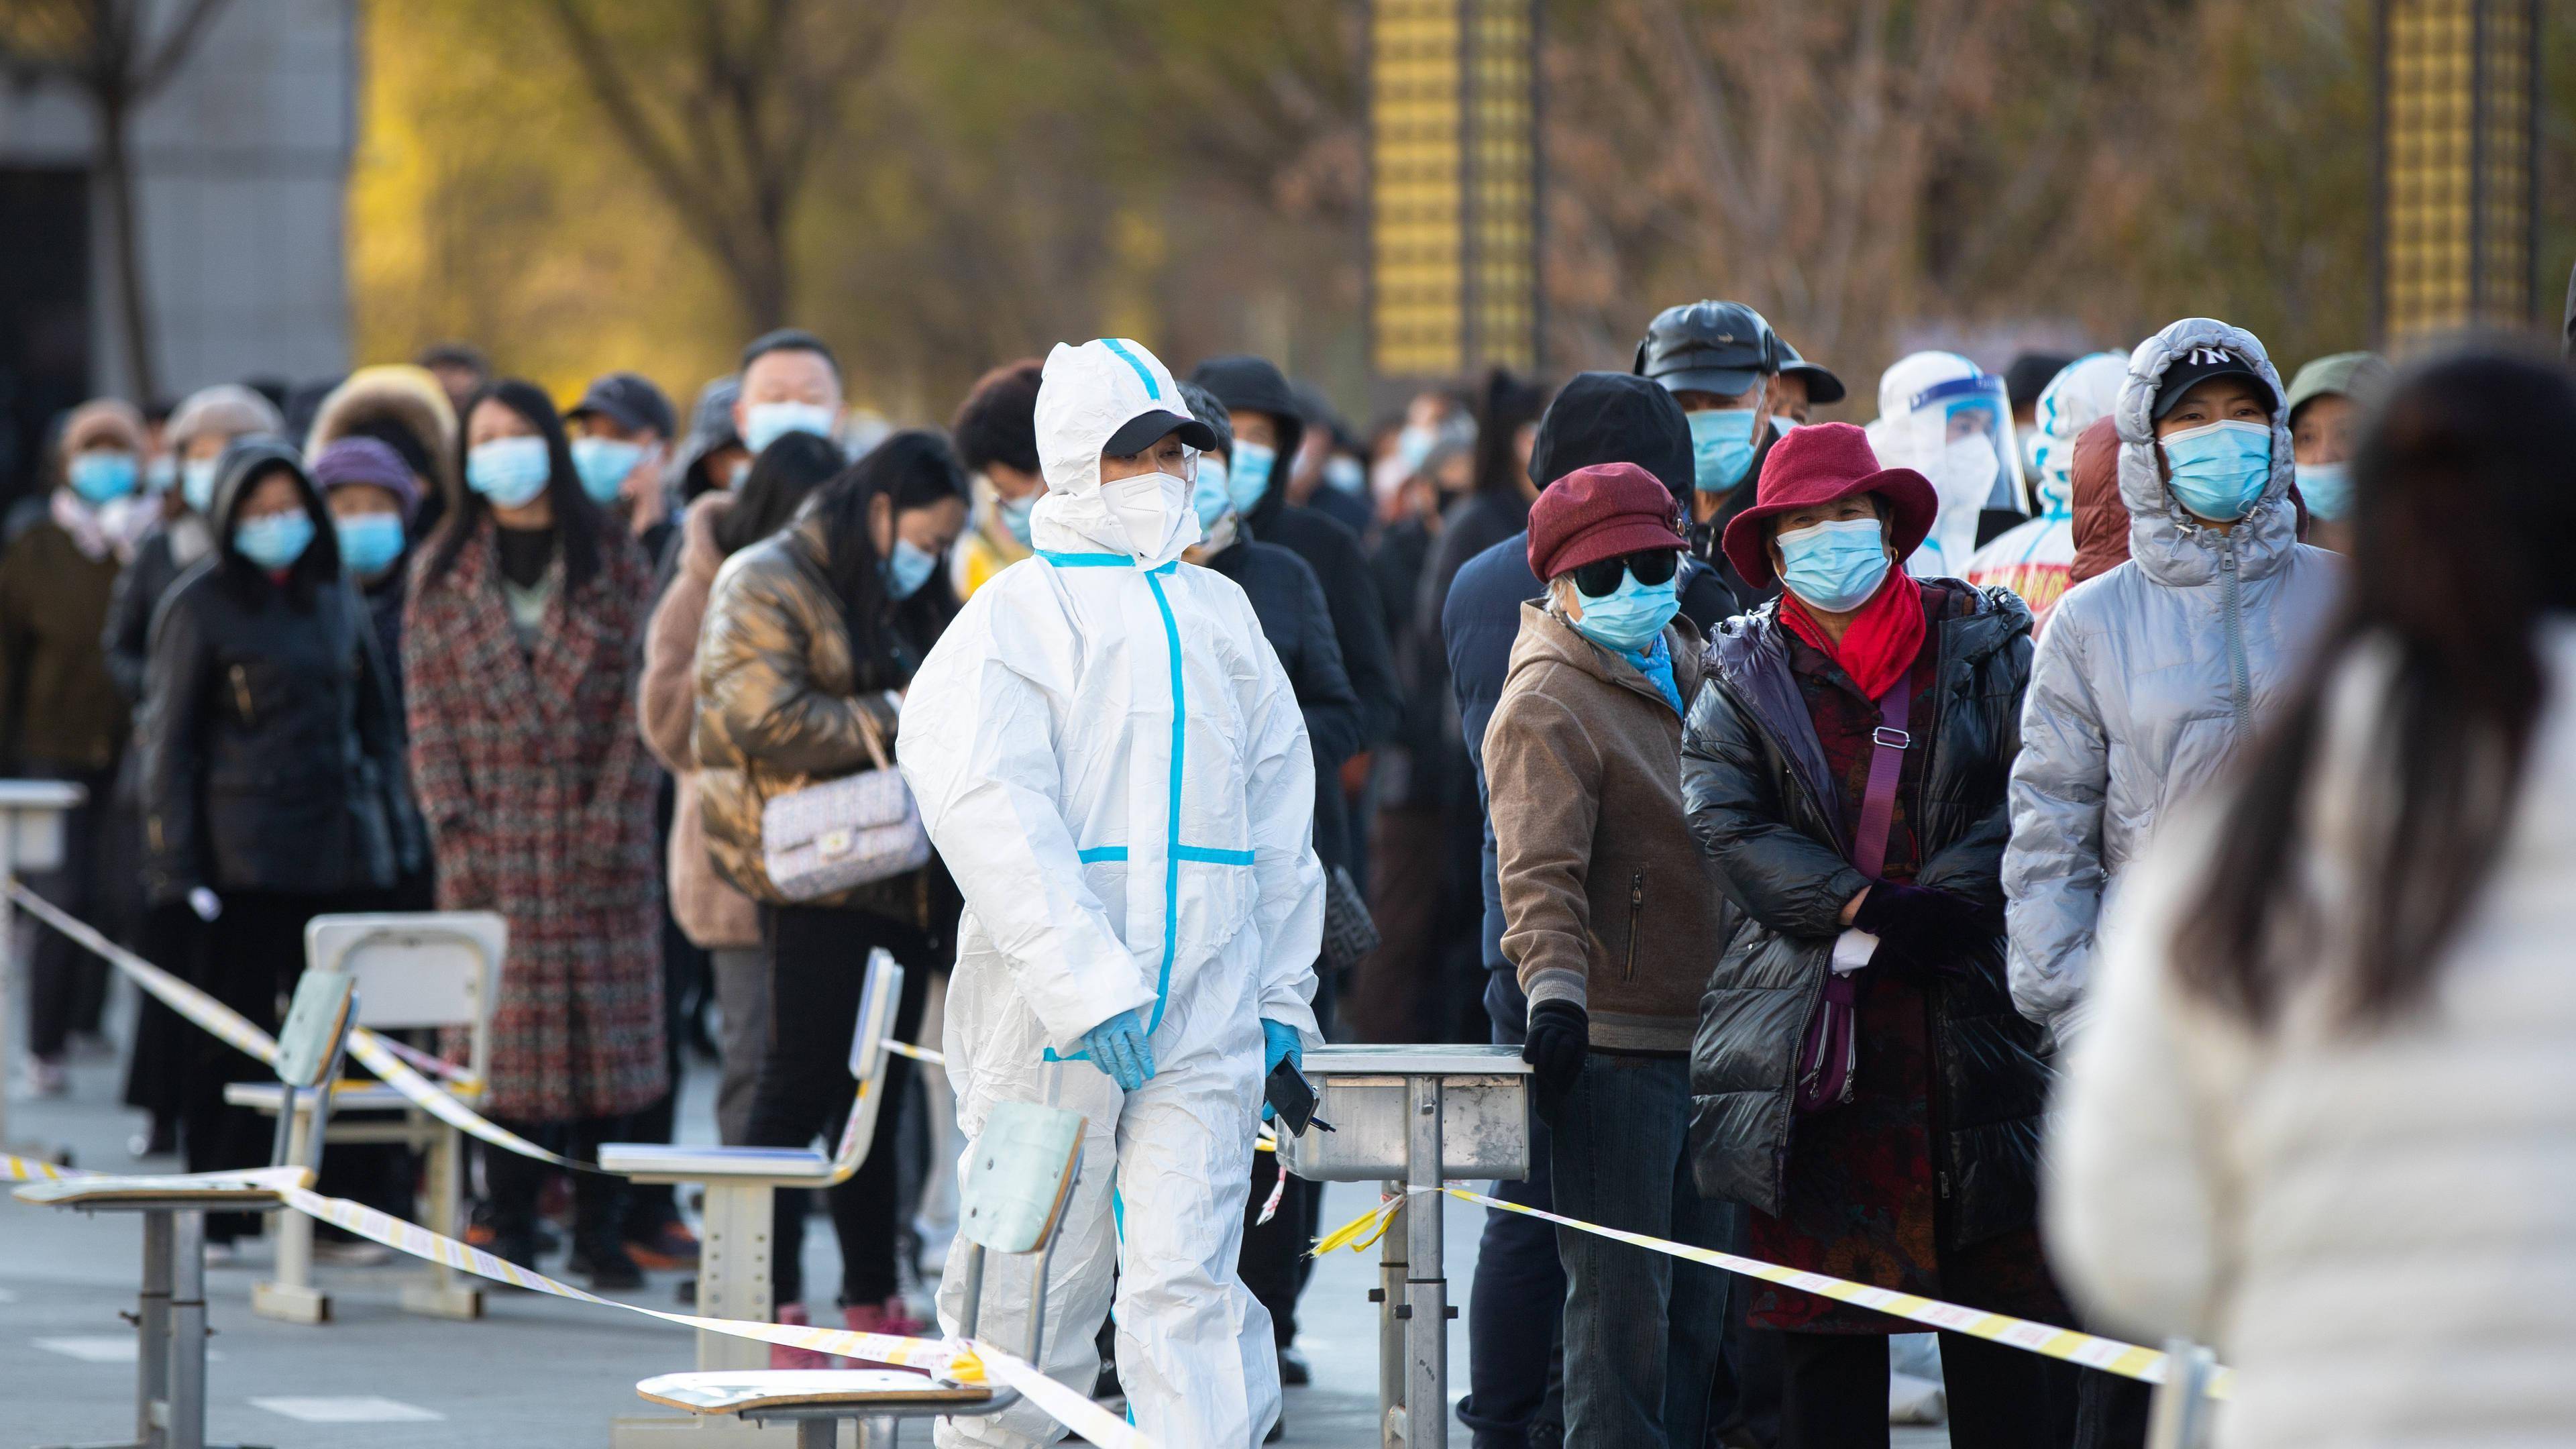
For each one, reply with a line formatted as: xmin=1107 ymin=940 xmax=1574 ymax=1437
xmin=1851 ymin=670 xmax=1913 ymax=879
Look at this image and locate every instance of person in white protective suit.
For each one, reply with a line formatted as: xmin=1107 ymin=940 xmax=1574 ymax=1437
xmin=896 ymin=337 xmax=1324 ymax=1448
xmin=1864 ymin=352 xmax=2023 ymax=578
xmin=1965 ymin=352 xmax=2126 ymax=631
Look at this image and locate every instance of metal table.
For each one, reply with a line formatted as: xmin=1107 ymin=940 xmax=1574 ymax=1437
xmin=1277 ymin=1044 xmax=1532 ymax=1449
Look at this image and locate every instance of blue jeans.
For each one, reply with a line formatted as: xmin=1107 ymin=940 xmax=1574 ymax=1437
xmin=1461 ymin=997 xmax=1565 ymax=1448
xmin=1548 ymin=1051 xmax=1737 ymax=1449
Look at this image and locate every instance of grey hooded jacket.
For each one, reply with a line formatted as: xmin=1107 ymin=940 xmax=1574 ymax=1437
xmin=2003 ymin=318 xmax=2343 ymax=1037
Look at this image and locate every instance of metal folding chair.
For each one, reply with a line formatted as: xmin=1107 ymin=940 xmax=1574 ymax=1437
xmin=634 ymin=1099 xmax=1085 ymax=1448
xmin=224 ymin=911 xmax=504 ymax=1323
xmin=17 ymin=969 xmax=358 ymax=1449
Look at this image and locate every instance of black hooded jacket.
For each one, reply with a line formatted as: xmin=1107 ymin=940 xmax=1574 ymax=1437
xmin=1203 ymin=535 xmax=1365 ymax=868
xmin=138 ymin=439 xmax=414 ymax=904
xmin=1192 ymin=356 xmax=1401 ymax=757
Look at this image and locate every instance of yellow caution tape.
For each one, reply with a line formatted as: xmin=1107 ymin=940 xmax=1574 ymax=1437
xmin=1309 ymin=1185 xmax=2230 ymax=1398
xmin=7 ymin=883 xmax=871 ymax=1182
xmin=882 ymin=1039 xmax=945 ymax=1065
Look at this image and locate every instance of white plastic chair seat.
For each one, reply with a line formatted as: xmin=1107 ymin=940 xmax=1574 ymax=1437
xmin=636 ymin=1369 xmax=990 ymax=1415
xmin=14 ymin=1172 xmax=291 ymax=1210
xmin=223 ymin=1079 xmax=480 ymax=1112
xmin=598 ymin=1142 xmax=840 ymax=1184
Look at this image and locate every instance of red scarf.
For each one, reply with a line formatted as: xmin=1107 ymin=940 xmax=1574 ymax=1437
xmin=1781 ymin=572 xmax=1929 ymax=700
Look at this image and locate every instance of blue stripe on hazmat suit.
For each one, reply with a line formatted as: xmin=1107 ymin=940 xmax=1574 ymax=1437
xmin=896 ymin=337 xmax=1324 ymax=1448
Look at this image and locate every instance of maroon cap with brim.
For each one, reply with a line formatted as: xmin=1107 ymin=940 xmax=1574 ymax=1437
xmin=1720 ymin=421 xmax=1937 ymax=587
xmin=1526 ymin=461 xmax=1689 ymax=582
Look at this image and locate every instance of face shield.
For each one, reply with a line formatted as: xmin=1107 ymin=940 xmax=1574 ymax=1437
xmin=1904 ymin=373 xmax=2023 ymax=519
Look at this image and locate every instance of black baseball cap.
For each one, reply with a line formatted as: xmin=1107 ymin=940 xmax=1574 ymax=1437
xmin=2153 ymin=346 xmax=2271 ymax=420
xmin=1103 ymin=409 xmax=1217 ymax=457
xmin=568 ymin=372 xmax=678 ymax=439
xmin=1776 ymin=338 xmax=1845 ymax=405
xmin=1634 ymin=300 xmax=1780 ymax=398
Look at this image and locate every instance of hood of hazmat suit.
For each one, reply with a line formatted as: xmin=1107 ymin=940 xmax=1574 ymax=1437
xmin=1866 ymin=350 xmax=2021 ymax=578
xmin=896 ymin=336 xmax=1324 ymax=1449
xmin=1964 ymin=352 xmax=2126 ymax=631
xmin=2001 ymin=317 xmax=2343 ymax=1043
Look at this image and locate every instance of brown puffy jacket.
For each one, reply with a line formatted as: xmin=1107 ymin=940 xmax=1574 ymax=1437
xmin=2068 ymin=417 xmax=2128 ymax=586
xmin=692 ymin=511 xmax=925 ymax=922
xmin=640 ymin=494 xmax=760 ymax=948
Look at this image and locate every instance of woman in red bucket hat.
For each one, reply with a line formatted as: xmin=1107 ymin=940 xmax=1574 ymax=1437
xmin=1681 ymin=423 xmax=2082 ymax=1444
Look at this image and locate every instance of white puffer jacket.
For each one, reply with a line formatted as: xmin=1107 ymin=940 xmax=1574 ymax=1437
xmin=2002 ymin=318 xmax=2343 ymax=1038
xmin=2049 ymin=621 xmax=2576 ymax=1448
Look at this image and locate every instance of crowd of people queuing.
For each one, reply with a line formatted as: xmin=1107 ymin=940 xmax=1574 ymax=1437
xmin=0 ymin=284 xmax=2568 ymax=1449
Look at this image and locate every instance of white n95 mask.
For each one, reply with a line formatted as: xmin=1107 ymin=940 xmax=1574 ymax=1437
xmin=1101 ymin=470 xmax=1199 ymax=565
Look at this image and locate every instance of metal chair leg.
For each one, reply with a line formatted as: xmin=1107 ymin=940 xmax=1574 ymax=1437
xmin=167 ymin=1211 xmax=207 ymax=1449
xmin=137 ymin=1210 xmax=174 ymax=1449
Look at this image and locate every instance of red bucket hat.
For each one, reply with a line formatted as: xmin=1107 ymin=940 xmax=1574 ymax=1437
xmin=1526 ymin=462 xmax=1689 ymax=582
xmin=1719 ymin=422 xmax=1937 ymax=587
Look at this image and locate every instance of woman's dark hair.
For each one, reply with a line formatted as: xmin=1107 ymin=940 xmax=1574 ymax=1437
xmin=2178 ymin=350 xmax=2576 ymax=1026
xmin=422 ymin=378 xmax=602 ymax=590
xmin=804 ymin=429 xmax=970 ymax=674
xmin=950 ymin=360 xmax=1044 ymax=476
xmin=714 ymin=431 xmax=845 ymax=557
xmin=1470 ymin=368 xmax=1550 ymax=499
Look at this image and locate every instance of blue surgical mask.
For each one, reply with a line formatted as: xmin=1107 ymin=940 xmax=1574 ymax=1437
xmin=144 ymin=454 xmax=177 ymax=495
xmin=182 ymin=459 xmax=219 ymax=515
xmin=335 ymin=513 xmax=405 ymax=577
xmin=570 ymin=437 xmax=644 ymax=504
xmin=1324 ymin=454 xmax=1365 ymax=494
xmin=2294 ymin=460 xmax=2352 ymax=523
xmin=235 ymin=511 xmax=315 ymax=571
xmin=1770 ymin=415 xmax=1799 ymax=438
xmin=996 ymin=492 xmax=1036 ymax=547
xmin=1395 ymin=423 xmax=1437 ymax=474
xmin=1776 ymin=517 xmax=1891 ymax=613
xmin=884 ymin=537 xmax=938 ymax=600
xmin=1191 ymin=453 xmax=1234 ymax=531
xmin=1228 ymin=441 xmax=1275 ymax=515
xmin=742 ymin=401 xmax=836 ymax=455
xmin=69 ymin=451 xmax=139 ymax=504
xmin=1686 ymin=408 xmax=1762 ymax=495
xmin=466 ymin=435 xmax=553 ymax=510
xmin=1566 ymin=570 xmax=1681 ymax=653
xmin=2160 ymin=418 xmax=2272 ymax=522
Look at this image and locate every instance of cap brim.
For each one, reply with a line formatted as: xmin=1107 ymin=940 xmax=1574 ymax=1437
xmin=2151 ymin=365 xmax=2265 ymax=419
xmin=1783 ymin=362 xmax=1846 ymax=405
xmin=1542 ymin=520 xmax=1691 ymax=582
xmin=1650 ymin=366 xmax=1762 ymax=399
xmin=1104 ymin=410 xmax=1218 ymax=457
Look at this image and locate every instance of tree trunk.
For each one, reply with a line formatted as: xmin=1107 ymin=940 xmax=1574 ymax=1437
xmin=98 ymin=91 xmax=158 ymax=403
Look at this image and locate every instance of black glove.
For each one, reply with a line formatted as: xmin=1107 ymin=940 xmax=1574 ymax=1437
xmin=1522 ymin=998 xmax=1589 ymax=1116
xmin=1853 ymin=882 xmax=1985 ymax=977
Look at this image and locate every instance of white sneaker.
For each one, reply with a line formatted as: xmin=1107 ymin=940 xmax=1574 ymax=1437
xmin=203 ymin=1241 xmax=241 ymax=1267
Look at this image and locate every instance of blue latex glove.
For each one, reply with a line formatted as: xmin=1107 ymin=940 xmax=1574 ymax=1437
xmin=1260 ymin=1019 xmax=1303 ymax=1122
xmin=1080 ymin=1008 xmax=1156 ymax=1091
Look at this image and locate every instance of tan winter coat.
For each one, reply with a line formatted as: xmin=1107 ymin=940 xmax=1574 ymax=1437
xmin=1487 ymin=602 xmax=1723 ymax=1053
xmin=640 ymin=494 xmax=759 ymax=948
xmin=692 ymin=512 xmax=926 ymax=923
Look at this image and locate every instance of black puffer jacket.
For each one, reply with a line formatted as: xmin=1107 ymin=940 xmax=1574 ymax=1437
xmin=1680 ymin=583 xmax=2047 ymax=1250
xmin=140 ymin=441 xmax=412 ymax=904
xmin=1204 ymin=535 xmax=1364 ymax=866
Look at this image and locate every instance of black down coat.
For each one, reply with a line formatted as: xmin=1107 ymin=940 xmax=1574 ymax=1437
xmin=1680 ymin=584 xmax=2050 ymax=1252
xmin=140 ymin=441 xmax=414 ymax=905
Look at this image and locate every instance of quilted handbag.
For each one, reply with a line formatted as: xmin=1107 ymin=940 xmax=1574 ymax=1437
xmin=759 ymin=720 xmax=930 ymax=902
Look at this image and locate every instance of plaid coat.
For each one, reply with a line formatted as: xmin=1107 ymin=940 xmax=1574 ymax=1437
xmin=403 ymin=517 xmax=666 ymax=1120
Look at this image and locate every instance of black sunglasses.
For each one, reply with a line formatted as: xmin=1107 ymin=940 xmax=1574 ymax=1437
xmin=1570 ymin=549 xmax=1681 ymax=597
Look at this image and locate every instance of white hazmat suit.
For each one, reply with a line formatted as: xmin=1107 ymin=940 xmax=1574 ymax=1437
xmin=896 ymin=337 xmax=1325 ymax=1448
xmin=1865 ymin=350 xmax=2021 ymax=578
